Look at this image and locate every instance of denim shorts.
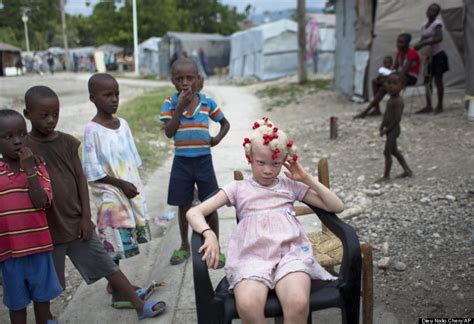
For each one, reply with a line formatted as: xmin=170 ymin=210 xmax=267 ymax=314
xmin=168 ymin=154 xmax=219 ymax=206
xmin=0 ymin=252 xmax=62 ymax=311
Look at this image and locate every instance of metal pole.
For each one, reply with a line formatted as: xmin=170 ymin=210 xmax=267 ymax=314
xmin=132 ymin=0 xmax=139 ymax=75
xmin=60 ymin=0 xmax=70 ymax=71
xmin=23 ymin=17 xmax=30 ymax=52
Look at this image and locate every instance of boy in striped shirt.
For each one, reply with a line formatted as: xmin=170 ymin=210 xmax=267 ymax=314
xmin=160 ymin=57 xmax=230 ymax=266
xmin=0 ymin=109 xmax=61 ymax=324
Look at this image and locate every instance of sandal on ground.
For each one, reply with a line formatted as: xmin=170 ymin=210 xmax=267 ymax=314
xmin=216 ymin=253 xmax=226 ymax=269
xmin=138 ymin=300 xmax=166 ymax=320
xmin=111 ymin=286 xmax=147 ymax=309
xmin=47 ymin=319 xmax=58 ymax=324
xmin=170 ymin=249 xmax=189 ymax=265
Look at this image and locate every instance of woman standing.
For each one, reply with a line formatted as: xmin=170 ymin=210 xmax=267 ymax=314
xmin=414 ymin=3 xmax=449 ymax=114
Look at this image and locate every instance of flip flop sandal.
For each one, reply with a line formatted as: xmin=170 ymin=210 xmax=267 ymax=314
xmin=138 ymin=300 xmax=166 ymax=320
xmin=111 ymin=286 xmax=148 ymax=309
xmin=170 ymin=249 xmax=189 ymax=265
xmin=216 ymin=253 xmax=226 ymax=269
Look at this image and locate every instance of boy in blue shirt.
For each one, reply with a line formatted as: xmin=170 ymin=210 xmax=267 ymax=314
xmin=160 ymin=58 xmax=230 ymax=266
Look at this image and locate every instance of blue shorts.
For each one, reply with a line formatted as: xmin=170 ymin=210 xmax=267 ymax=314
xmin=168 ymin=155 xmax=219 ymax=206
xmin=0 ymin=252 xmax=62 ymax=311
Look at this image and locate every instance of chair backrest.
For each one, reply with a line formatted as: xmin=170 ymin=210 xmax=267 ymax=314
xmin=234 ymin=159 xmax=331 ymax=232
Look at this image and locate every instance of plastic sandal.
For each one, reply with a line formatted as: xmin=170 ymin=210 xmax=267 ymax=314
xmin=170 ymin=249 xmax=189 ymax=265
xmin=47 ymin=319 xmax=58 ymax=324
xmin=216 ymin=252 xmax=226 ymax=269
xmin=138 ymin=300 xmax=166 ymax=320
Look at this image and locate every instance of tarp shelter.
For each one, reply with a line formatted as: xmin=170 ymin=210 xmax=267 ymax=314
xmin=334 ymin=0 xmax=465 ymax=100
xmin=229 ymin=19 xmax=298 ymax=81
xmin=138 ymin=37 xmax=160 ymax=76
xmin=0 ymin=43 xmax=22 ymax=76
xmin=462 ymin=0 xmax=474 ymax=100
xmin=158 ymin=32 xmax=230 ymax=77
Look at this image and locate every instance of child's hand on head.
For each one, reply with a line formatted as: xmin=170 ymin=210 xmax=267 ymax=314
xmin=119 ymin=180 xmax=139 ymax=199
xmin=283 ymin=160 xmax=309 ymax=182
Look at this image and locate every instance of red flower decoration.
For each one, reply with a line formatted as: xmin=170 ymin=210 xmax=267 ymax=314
xmin=273 ymin=127 xmax=278 ymax=133
xmin=292 ymin=154 xmax=298 ymax=161
xmin=242 ymin=137 xmax=250 ymax=146
xmin=287 ymin=140 xmax=293 ymax=148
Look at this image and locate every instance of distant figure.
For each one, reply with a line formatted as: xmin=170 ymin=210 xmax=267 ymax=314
xmin=88 ymin=55 xmax=95 ymax=73
xmin=73 ymin=53 xmax=79 ymax=73
xmin=354 ymin=34 xmax=420 ymax=119
xmin=414 ymin=3 xmax=449 ymax=114
xmin=47 ymin=52 xmax=55 ymax=75
xmin=33 ymin=52 xmax=44 ymax=76
xmin=378 ymin=72 xmax=413 ymax=181
xmin=198 ymin=48 xmax=209 ymax=76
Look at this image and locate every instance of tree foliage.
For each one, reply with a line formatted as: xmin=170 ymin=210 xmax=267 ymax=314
xmin=0 ymin=0 xmax=244 ymax=51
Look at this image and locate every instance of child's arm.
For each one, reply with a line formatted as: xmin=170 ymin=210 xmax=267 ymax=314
xmin=71 ymin=152 xmax=94 ymax=240
xmin=415 ymin=25 xmax=443 ymax=50
xmin=163 ymin=89 xmax=194 ymax=138
xmin=96 ymin=176 xmax=139 ymax=199
xmin=18 ymin=147 xmax=49 ymax=209
xmin=186 ymin=190 xmax=229 ymax=269
xmin=284 ymin=160 xmax=344 ymax=213
xmin=210 ymin=117 xmax=230 ymax=147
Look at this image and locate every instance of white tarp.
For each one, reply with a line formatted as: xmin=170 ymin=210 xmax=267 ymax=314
xmin=229 ymin=19 xmax=298 ymax=80
xmin=139 ymin=37 xmax=160 ymax=75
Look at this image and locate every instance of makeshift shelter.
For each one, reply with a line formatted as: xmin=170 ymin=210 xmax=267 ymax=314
xmin=138 ymin=37 xmax=160 ymax=76
xmin=334 ymin=0 xmax=466 ymax=101
xmin=0 ymin=43 xmax=22 ymax=76
xmin=229 ymin=19 xmax=298 ymax=80
xmin=159 ymin=32 xmax=230 ymax=77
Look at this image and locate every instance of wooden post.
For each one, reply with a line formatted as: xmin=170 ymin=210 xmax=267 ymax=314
xmin=330 ymin=116 xmax=338 ymax=139
xmin=361 ymin=242 xmax=374 ymax=324
xmin=317 ymin=159 xmax=330 ymax=232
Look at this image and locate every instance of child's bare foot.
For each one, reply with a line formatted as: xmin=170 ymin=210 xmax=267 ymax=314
xmin=396 ymin=170 xmax=413 ymax=178
xmin=415 ymin=106 xmax=433 ymax=114
xmin=367 ymin=109 xmax=382 ymax=116
xmin=353 ymin=112 xmax=367 ymax=119
xmin=434 ymin=105 xmax=443 ymax=114
xmin=375 ymin=176 xmax=390 ymax=183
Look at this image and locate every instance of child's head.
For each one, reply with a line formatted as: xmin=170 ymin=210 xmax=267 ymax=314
xmin=383 ymin=56 xmax=393 ymax=69
xmin=384 ymin=72 xmax=404 ymax=96
xmin=0 ymin=109 xmax=28 ymax=161
xmin=23 ymin=86 xmax=60 ymax=138
xmin=88 ymin=73 xmax=119 ymax=115
xmin=426 ymin=3 xmax=441 ymax=20
xmin=171 ymin=58 xmax=201 ymax=94
xmin=397 ymin=33 xmax=412 ymax=51
xmin=243 ymin=118 xmax=297 ymax=187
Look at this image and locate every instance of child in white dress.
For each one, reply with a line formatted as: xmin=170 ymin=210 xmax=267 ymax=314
xmin=186 ymin=117 xmax=344 ymax=324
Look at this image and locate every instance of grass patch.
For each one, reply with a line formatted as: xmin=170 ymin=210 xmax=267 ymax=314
xmin=256 ymin=79 xmax=332 ymax=108
xmin=118 ymin=86 xmax=174 ymax=175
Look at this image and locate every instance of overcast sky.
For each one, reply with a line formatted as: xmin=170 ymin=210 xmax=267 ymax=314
xmin=65 ymin=0 xmax=326 ymax=16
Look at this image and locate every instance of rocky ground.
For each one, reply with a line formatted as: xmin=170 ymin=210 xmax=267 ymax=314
xmin=256 ymin=80 xmax=473 ymax=323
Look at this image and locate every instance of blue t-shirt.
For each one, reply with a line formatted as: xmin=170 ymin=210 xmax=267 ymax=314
xmin=160 ymin=92 xmax=224 ymax=157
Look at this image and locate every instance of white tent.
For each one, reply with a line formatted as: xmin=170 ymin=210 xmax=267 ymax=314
xmin=229 ymin=19 xmax=298 ymax=80
xmin=138 ymin=37 xmax=160 ymax=75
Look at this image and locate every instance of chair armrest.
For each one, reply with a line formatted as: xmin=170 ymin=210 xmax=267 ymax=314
xmin=305 ymin=203 xmax=361 ymax=287
xmin=191 ymin=231 xmax=216 ymax=313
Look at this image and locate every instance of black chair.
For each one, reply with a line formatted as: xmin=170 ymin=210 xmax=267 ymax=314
xmin=191 ymin=202 xmax=362 ymax=324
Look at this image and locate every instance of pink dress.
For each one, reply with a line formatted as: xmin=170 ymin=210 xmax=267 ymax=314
xmin=221 ymin=177 xmax=336 ymax=291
